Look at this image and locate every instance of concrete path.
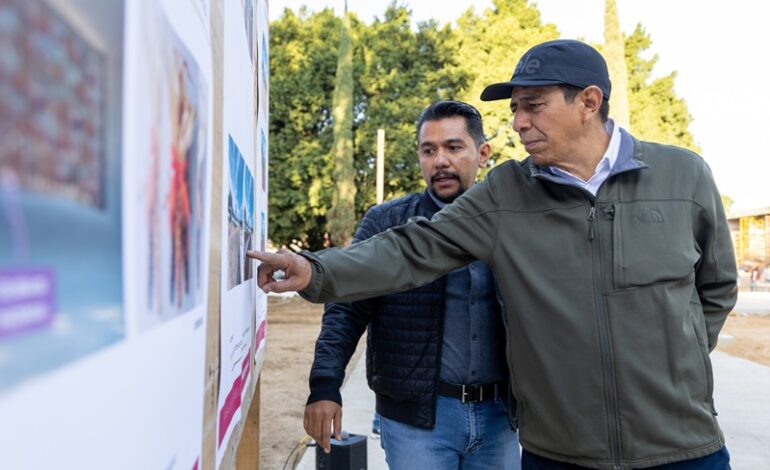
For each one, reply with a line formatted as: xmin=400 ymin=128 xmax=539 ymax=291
xmin=297 ymin=351 xmax=769 ymax=470
xmin=733 ymin=291 xmax=770 ymax=315
xmin=711 ymin=351 xmax=770 ymax=469
xmin=296 ymin=355 xmax=387 ymax=470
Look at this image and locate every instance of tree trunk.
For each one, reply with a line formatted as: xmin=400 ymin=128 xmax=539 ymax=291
xmin=604 ymin=0 xmax=631 ymax=131
xmin=328 ymin=9 xmax=356 ymax=247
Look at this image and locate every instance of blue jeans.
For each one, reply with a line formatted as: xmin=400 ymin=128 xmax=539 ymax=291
xmin=380 ymin=395 xmax=521 ymax=470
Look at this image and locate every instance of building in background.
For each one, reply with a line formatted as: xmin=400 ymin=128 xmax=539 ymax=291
xmin=727 ymin=207 xmax=770 ymax=290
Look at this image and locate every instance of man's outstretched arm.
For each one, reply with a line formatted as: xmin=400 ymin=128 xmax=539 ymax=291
xmin=247 ymin=168 xmax=501 ymax=303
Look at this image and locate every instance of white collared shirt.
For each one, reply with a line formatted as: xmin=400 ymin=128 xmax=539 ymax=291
xmin=548 ymin=119 xmax=621 ymax=196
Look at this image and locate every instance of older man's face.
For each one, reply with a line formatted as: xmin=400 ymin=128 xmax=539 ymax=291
xmin=509 ymin=86 xmax=584 ymax=169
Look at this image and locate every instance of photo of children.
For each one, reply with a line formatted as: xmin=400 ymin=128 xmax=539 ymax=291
xmin=226 ymin=136 xmax=255 ymax=291
xmin=141 ymin=2 xmax=210 ymax=324
xmin=0 ymin=0 xmax=106 ymax=208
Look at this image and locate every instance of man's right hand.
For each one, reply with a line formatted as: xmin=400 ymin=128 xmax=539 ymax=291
xmin=304 ymin=400 xmax=343 ymax=454
xmin=246 ymin=248 xmax=312 ymax=293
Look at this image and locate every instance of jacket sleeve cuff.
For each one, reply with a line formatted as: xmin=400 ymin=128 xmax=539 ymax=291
xmin=298 ymin=250 xmax=325 ymax=303
xmin=307 ymin=377 xmax=343 ymax=406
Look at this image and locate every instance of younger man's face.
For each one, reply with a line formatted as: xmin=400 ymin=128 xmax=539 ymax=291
xmin=417 ymin=116 xmax=490 ymax=203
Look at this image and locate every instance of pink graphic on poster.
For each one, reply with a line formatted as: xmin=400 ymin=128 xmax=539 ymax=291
xmin=217 ymin=354 xmax=252 ymax=446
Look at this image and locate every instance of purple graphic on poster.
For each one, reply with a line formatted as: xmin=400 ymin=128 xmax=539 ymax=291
xmin=0 ymin=269 xmax=55 ymax=339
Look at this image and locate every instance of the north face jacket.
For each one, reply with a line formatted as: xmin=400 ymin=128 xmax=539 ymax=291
xmin=299 ymin=129 xmax=738 ymax=469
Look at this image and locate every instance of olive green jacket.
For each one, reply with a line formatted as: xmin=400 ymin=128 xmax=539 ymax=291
xmin=300 ymin=130 xmax=737 ymax=469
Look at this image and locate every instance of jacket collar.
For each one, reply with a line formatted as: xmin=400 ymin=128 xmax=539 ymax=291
xmin=420 ymin=189 xmax=442 ymax=218
xmin=611 ymin=128 xmax=648 ymax=175
xmin=526 ymin=127 xmax=648 ymax=182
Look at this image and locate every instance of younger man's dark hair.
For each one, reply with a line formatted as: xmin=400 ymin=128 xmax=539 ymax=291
xmin=416 ymin=100 xmax=486 ymax=147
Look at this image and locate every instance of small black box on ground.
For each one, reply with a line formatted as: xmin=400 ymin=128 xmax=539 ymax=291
xmin=315 ymin=433 xmax=367 ymax=470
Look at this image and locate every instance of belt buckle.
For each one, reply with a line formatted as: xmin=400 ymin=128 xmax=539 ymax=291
xmin=461 ymin=384 xmax=483 ymax=403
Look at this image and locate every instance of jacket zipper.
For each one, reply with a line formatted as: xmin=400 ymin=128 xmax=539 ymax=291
xmin=430 ymin=277 xmax=447 ymax=427
xmin=587 ymin=200 xmax=624 ymax=470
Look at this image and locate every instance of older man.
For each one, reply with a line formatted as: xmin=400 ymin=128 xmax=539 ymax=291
xmin=250 ymin=40 xmax=736 ymax=469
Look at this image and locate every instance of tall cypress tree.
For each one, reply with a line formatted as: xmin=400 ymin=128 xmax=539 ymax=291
xmin=625 ymin=24 xmax=698 ymax=152
xmin=456 ymin=0 xmax=560 ymax=164
xmin=327 ymin=5 xmax=356 ymax=247
xmin=604 ymin=0 xmax=631 ymax=130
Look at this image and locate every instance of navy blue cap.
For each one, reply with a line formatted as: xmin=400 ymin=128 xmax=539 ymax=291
xmin=480 ymin=39 xmax=611 ymax=101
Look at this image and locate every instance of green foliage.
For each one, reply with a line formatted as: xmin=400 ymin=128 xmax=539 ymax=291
xmin=455 ymin=0 xmax=559 ymax=165
xmin=328 ymin=11 xmax=356 ymax=247
xmin=269 ymin=2 xmax=703 ymax=248
xmin=625 ymin=24 xmax=699 ymax=152
xmin=721 ymin=194 xmax=734 ymax=212
xmin=603 ymin=0 xmax=631 ymax=129
xmin=269 ymin=8 xmax=346 ymax=249
xmin=353 ymin=6 xmax=470 ymax=210
xmin=269 ymin=4 xmax=468 ymax=249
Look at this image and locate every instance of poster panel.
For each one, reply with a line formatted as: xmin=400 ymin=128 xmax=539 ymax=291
xmin=251 ymin=0 xmax=269 ymax=372
xmin=254 ymin=104 xmax=269 ymax=368
xmin=216 ymin=0 xmax=257 ymax=465
xmin=0 ymin=0 xmax=213 ymax=468
xmin=120 ymin=0 xmax=214 ymax=466
xmin=123 ymin=0 xmax=212 ymax=334
xmin=0 ymin=0 xmax=123 ymax=394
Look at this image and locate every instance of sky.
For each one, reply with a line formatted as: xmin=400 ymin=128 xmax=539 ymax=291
xmin=270 ymin=1 xmax=770 ymax=211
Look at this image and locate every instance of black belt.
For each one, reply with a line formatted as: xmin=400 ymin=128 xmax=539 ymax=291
xmin=437 ymin=381 xmax=505 ymax=403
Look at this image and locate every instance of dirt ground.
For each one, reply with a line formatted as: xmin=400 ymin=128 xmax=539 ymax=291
xmin=258 ymin=297 xmax=770 ymax=469
xmin=259 ymin=296 xmax=363 ymax=470
xmin=717 ymin=313 xmax=770 ymax=367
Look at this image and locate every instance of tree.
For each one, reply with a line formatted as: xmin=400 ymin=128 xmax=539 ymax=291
xmin=455 ymin=0 xmax=559 ymax=165
xmin=353 ymin=5 xmax=470 ymax=209
xmin=269 ymin=5 xmax=468 ymax=249
xmin=625 ymin=24 xmax=699 ymax=151
xmin=268 ymin=2 xmax=703 ymax=249
xmin=721 ymin=194 xmax=734 ymax=213
xmin=269 ymin=8 xmax=355 ymax=249
xmin=603 ymin=0 xmax=631 ymax=130
xmin=327 ymin=8 xmax=356 ymax=247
